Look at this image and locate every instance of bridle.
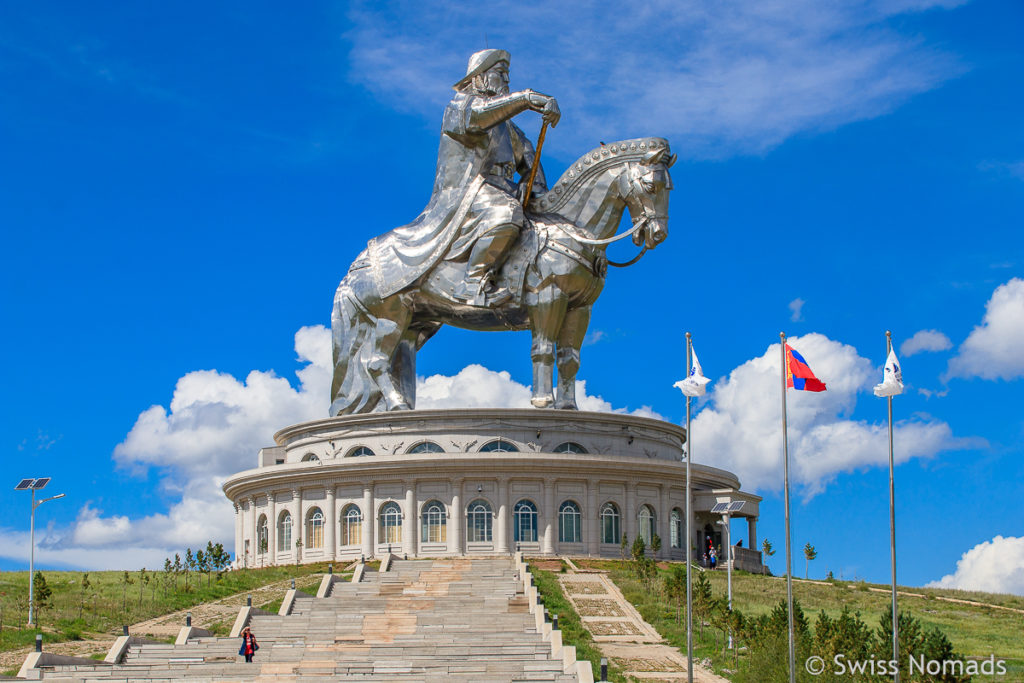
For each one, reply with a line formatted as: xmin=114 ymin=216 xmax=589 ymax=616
xmin=549 ymin=162 xmax=668 ymax=267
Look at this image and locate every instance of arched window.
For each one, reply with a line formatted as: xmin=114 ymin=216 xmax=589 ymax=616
xmin=256 ymin=515 xmax=268 ymax=555
xmin=380 ymin=501 xmax=402 ymax=544
xmin=554 ymin=442 xmax=588 ymax=454
xmin=671 ymin=508 xmax=684 ymax=549
xmin=638 ymin=505 xmax=656 ymax=546
xmin=600 ymin=502 xmax=620 ymax=545
xmin=341 ymin=504 xmax=362 ymax=546
xmin=348 ymin=446 xmax=375 ymax=457
xmin=420 ymin=500 xmax=447 ymax=542
xmin=408 ymin=441 xmax=444 ymax=454
xmin=306 ymin=507 xmax=324 ymax=549
xmin=480 ymin=439 xmax=519 ymax=453
xmin=466 ymin=499 xmax=493 ymax=542
xmin=277 ymin=511 xmax=292 ymax=552
xmin=513 ymin=499 xmax=538 ymax=543
xmin=301 ymin=453 xmax=320 ymax=462
xmin=558 ymin=501 xmax=582 ymax=543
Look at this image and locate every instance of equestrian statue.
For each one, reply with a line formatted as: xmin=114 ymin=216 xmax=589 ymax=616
xmin=331 ymin=49 xmax=675 ymax=416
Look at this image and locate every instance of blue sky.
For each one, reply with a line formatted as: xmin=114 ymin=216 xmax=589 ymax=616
xmin=2 ymin=1 xmax=1022 ymax=593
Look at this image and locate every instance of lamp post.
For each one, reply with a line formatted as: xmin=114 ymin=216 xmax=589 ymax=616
xmin=713 ymin=500 xmax=744 ymax=649
xmin=15 ymin=478 xmax=65 ymax=627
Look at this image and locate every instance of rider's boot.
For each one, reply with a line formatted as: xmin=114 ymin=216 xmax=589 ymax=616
xmin=454 ymin=223 xmax=519 ymax=305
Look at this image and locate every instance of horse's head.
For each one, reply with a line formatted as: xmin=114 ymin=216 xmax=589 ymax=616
xmin=621 ymin=146 xmax=675 ymax=249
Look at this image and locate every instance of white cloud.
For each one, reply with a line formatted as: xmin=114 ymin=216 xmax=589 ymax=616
xmin=688 ymin=333 xmax=974 ymax=496
xmin=789 ymin=298 xmax=806 ymax=322
xmin=900 ymin=329 xmax=952 ymax=356
xmin=928 ymin=535 xmax=1024 ymax=596
xmin=344 ymin=0 xmax=964 ymax=158
xmin=946 ymin=278 xmax=1024 ymax=381
xmin=14 ymin=328 xmax=658 ymax=569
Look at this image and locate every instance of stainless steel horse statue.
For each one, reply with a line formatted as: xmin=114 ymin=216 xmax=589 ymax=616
xmin=331 ymin=137 xmax=674 ymax=415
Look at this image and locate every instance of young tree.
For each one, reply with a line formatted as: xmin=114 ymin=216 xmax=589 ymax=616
xmin=163 ymin=559 xmax=173 ymax=598
xmin=663 ymin=564 xmax=687 ymax=624
xmin=631 ymin=535 xmax=647 ymax=574
xmin=692 ymin=571 xmax=713 ymax=642
xmin=195 ymin=550 xmax=207 ymax=588
xmin=620 ymin=532 xmax=628 ymax=561
xmin=803 ymin=543 xmax=817 ymax=579
xmin=761 ymin=539 xmax=775 ymax=575
xmin=33 ymin=572 xmax=53 ymax=625
xmin=138 ymin=568 xmax=148 ymax=606
xmin=651 ymin=533 xmax=662 ymax=557
xmin=78 ymin=572 xmax=92 ymax=620
xmin=184 ymin=548 xmax=194 ymax=591
xmin=121 ymin=571 xmax=135 ymax=613
xmin=173 ymin=553 xmax=183 ymax=591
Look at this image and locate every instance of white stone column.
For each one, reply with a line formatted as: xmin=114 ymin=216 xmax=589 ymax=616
xmin=748 ymin=517 xmax=757 ymax=550
xmin=361 ymin=485 xmax=374 ymax=559
xmin=268 ymin=492 xmax=278 ymax=566
xmin=659 ymin=485 xmax=669 ymax=559
xmin=325 ymin=487 xmax=337 ymax=562
xmin=233 ymin=503 xmax=242 ymax=568
xmin=586 ymin=482 xmax=598 ymax=556
xmin=542 ymin=481 xmax=554 ymax=554
xmin=624 ymin=483 xmax=635 ymax=546
xmin=450 ymin=479 xmax=463 ymax=555
xmin=292 ymin=488 xmax=303 ymax=563
xmin=403 ymin=485 xmax=416 ymax=557
xmin=495 ymin=478 xmax=509 ymax=554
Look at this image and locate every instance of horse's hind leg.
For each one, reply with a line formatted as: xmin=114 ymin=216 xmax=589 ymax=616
xmin=367 ymin=302 xmax=414 ymax=411
xmin=529 ymin=285 xmax=568 ymax=408
xmin=554 ymin=305 xmax=591 ymax=410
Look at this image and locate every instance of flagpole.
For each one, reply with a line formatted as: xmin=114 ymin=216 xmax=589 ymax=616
xmin=781 ymin=332 xmax=796 ymax=683
xmin=684 ymin=332 xmax=694 ymax=683
xmin=887 ymin=330 xmax=900 ymax=682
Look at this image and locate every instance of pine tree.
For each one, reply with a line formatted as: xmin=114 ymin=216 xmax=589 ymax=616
xmin=761 ymin=539 xmax=775 ymax=575
xmin=620 ymin=532 xmax=628 ymax=561
xmin=803 ymin=543 xmax=817 ymax=579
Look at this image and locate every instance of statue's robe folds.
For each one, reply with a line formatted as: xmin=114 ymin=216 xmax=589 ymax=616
xmin=368 ymin=92 xmax=544 ymax=298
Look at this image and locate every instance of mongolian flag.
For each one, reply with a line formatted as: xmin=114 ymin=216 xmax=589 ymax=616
xmin=785 ymin=344 xmax=826 ymax=392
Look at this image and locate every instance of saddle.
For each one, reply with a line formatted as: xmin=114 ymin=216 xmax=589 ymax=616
xmin=424 ymin=221 xmax=544 ymax=308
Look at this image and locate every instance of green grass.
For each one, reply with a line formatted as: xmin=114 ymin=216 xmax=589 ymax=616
xmin=588 ymin=560 xmax=1024 ymax=680
xmin=0 ymin=562 xmax=335 ymax=653
xmin=529 ymin=567 xmax=628 ymax=683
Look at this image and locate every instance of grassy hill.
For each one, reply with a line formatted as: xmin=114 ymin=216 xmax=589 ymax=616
xmin=531 ymin=559 xmax=1023 ymax=681
xmin=0 ymin=562 xmax=337 ymax=655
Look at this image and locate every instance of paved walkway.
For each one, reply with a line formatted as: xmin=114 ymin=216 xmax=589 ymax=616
xmin=558 ymin=564 xmax=727 ymax=683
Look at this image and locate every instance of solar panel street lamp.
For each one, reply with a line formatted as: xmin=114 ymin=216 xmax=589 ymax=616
xmin=713 ymin=500 xmax=745 ymax=649
xmin=15 ymin=477 xmax=65 ymax=627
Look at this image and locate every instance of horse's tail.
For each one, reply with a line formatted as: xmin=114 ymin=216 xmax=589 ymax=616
xmin=329 ymin=272 xmax=385 ymax=416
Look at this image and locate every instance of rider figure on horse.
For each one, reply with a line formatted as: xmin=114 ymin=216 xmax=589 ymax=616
xmin=367 ymin=49 xmax=560 ymax=305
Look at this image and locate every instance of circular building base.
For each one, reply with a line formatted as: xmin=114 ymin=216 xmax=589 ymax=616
xmin=223 ymin=409 xmax=762 ymax=571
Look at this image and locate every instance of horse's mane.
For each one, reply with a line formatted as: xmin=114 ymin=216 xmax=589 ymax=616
xmin=533 ymin=137 xmax=670 ymax=215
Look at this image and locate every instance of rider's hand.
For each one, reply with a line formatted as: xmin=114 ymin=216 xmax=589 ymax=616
xmin=541 ymin=97 xmax=560 ymax=127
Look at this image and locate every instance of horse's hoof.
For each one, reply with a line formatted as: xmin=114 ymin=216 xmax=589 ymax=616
xmin=554 ymin=401 xmax=578 ymax=410
xmin=531 ymin=396 xmax=554 ymax=408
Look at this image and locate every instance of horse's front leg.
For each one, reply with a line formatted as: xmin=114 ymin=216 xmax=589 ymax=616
xmin=528 ymin=285 xmax=568 ymax=408
xmin=554 ymin=305 xmax=591 ymax=410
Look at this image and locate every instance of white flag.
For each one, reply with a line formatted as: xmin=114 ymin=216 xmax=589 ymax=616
xmin=873 ymin=349 xmax=905 ymax=397
xmin=674 ymin=348 xmax=711 ymax=397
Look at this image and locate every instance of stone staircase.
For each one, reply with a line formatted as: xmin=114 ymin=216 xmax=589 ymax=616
xmin=26 ymin=557 xmax=580 ymax=682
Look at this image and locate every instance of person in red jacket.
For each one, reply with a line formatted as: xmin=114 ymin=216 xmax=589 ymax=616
xmin=238 ymin=626 xmax=259 ymax=662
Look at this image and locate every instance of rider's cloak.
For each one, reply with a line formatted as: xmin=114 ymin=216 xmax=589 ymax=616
xmin=367 ymin=92 xmax=544 ymax=297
